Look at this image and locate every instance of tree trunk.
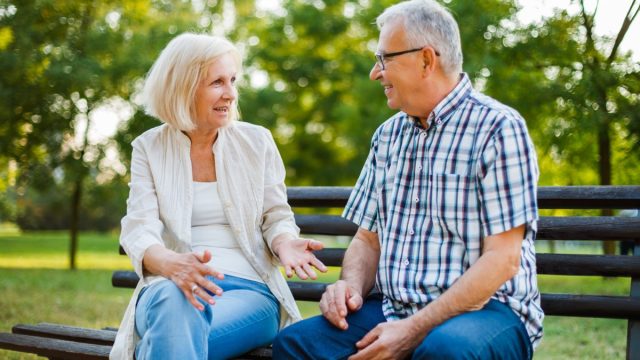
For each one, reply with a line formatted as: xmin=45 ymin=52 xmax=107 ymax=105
xmin=598 ymin=119 xmax=616 ymax=254
xmin=69 ymin=178 xmax=83 ymax=270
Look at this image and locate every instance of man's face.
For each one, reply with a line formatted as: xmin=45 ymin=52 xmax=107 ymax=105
xmin=370 ymin=23 xmax=423 ymax=113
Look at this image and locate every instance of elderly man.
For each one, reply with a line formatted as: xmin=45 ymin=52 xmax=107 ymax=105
xmin=273 ymin=1 xmax=543 ymax=359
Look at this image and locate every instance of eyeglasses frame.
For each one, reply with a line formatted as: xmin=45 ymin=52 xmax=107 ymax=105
xmin=375 ymin=46 xmax=441 ymax=70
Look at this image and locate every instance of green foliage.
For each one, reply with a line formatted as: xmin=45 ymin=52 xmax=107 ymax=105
xmin=227 ymin=0 xmax=520 ymax=185
xmin=0 ymin=0 xmax=213 ymax=230
xmin=1 ymin=0 xmax=638 ymax=232
xmin=481 ymin=4 xmax=640 ymax=186
xmin=14 ymin=174 xmax=127 ymax=231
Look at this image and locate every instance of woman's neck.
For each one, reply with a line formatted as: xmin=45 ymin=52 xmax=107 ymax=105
xmin=185 ymin=128 xmax=218 ymax=150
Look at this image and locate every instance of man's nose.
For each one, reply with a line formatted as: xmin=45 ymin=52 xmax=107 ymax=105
xmin=370 ymin=62 xmax=382 ymax=81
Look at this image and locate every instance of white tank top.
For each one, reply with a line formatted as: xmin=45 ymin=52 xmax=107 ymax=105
xmin=191 ymin=181 xmax=262 ymax=283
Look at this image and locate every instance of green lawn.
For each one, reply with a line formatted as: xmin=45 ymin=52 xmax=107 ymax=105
xmin=0 ymin=231 xmax=630 ymax=359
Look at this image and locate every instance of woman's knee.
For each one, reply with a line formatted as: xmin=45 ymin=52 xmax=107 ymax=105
xmin=138 ymin=280 xmax=212 ymax=325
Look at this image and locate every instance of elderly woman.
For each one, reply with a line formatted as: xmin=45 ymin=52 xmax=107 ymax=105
xmin=110 ymin=33 xmax=327 ymax=360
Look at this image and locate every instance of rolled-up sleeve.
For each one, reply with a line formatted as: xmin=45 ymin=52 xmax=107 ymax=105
xmin=477 ymin=116 xmax=539 ymax=237
xmin=260 ymin=131 xmax=299 ymax=252
xmin=120 ymin=139 xmax=165 ymax=280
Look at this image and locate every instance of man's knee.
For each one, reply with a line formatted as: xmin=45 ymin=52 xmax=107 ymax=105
xmin=412 ymin=334 xmax=477 ymax=360
xmin=272 ymin=320 xmax=313 ymax=359
xmin=412 ymin=324 xmax=530 ymax=360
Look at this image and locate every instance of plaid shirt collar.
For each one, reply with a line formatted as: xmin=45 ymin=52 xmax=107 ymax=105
xmin=408 ymin=72 xmax=473 ymax=129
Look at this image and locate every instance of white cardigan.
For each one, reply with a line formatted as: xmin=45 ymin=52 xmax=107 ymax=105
xmin=110 ymin=122 xmax=302 ymax=359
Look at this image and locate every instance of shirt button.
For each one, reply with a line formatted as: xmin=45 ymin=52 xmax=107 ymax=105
xmin=409 ymin=229 xmax=415 ymax=235
xmin=414 ymin=198 xmax=419 ymax=203
xmin=417 ymin=165 xmax=422 ymax=171
xmin=403 ymin=259 xmax=410 ymax=266
xmin=420 ymin=132 xmax=427 ymax=138
xmin=436 ymin=118 xmax=443 ymax=125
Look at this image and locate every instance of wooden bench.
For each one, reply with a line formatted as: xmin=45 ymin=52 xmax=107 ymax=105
xmin=1 ymin=186 xmax=640 ymax=359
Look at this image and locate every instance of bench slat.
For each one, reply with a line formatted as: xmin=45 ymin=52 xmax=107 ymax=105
xmin=287 ymin=186 xmax=640 ymax=209
xmin=12 ymin=323 xmax=115 ymax=346
xmin=118 ymin=214 xmax=640 ymax=255
xmin=109 ymin=271 xmax=640 ymax=319
xmin=0 ymin=332 xmax=111 ymax=360
xmin=292 ymin=214 xmax=640 ymax=240
xmin=111 ymin=252 xmax=640 ymax=290
xmin=311 ymin=250 xmax=640 ymax=276
xmin=7 ymin=324 xmax=272 ymax=359
xmin=537 ymin=254 xmax=640 ymax=276
xmin=542 ymin=294 xmax=640 ymax=319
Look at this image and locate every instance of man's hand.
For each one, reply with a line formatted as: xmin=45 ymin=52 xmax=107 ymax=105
xmin=272 ymin=234 xmax=327 ymax=280
xmin=349 ymin=318 xmax=424 ymax=360
xmin=319 ymin=280 xmax=363 ymax=330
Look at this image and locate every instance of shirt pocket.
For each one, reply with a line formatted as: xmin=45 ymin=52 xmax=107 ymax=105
xmin=426 ymin=173 xmax=475 ymax=222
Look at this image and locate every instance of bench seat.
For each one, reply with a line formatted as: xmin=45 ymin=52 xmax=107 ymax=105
xmin=1 ymin=323 xmax=272 ymax=360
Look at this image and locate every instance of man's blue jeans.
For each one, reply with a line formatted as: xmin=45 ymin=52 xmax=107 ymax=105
xmin=134 ymin=274 xmax=280 ymax=360
xmin=273 ymin=296 xmax=532 ymax=360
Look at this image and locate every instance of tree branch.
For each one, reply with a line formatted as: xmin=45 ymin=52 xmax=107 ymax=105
xmin=579 ymin=0 xmax=597 ymax=56
xmin=607 ymin=0 xmax=640 ymax=64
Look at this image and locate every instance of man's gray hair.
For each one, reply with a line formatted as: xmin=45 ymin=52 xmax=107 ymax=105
xmin=377 ymin=0 xmax=463 ymax=75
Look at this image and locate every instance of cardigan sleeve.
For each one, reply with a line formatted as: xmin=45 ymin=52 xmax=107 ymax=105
xmin=260 ymin=130 xmax=300 ymax=254
xmin=120 ymin=139 xmax=165 ymax=281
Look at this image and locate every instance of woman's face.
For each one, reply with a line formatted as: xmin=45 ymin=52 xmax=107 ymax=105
xmin=193 ymin=53 xmax=238 ymax=132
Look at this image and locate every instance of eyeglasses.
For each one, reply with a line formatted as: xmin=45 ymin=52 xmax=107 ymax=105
xmin=375 ymin=46 xmax=440 ymax=71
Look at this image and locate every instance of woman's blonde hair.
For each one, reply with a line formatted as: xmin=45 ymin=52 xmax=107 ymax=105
xmin=142 ymin=33 xmax=242 ymax=131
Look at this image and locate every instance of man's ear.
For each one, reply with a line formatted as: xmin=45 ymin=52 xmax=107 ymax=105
xmin=421 ymin=47 xmax=438 ymax=76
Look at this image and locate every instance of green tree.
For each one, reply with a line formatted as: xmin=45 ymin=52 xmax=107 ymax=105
xmin=482 ymin=1 xmax=640 ymax=253
xmin=0 ymin=0 xmax=209 ymax=268
xmin=224 ymin=0 xmax=517 ymax=185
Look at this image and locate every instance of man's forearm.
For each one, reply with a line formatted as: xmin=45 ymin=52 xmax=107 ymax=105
xmin=409 ymin=225 xmax=525 ymax=335
xmin=340 ymin=228 xmax=380 ymax=297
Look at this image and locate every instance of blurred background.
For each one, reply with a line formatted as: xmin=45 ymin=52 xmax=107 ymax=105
xmin=0 ymin=0 xmax=638 ymax=358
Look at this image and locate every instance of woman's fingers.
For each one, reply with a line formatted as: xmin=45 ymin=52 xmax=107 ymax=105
xmin=294 ymin=265 xmax=308 ymax=280
xmin=302 ymin=263 xmax=317 ymax=279
xmin=182 ymin=283 xmax=205 ymax=311
xmin=311 ymin=256 xmax=328 ymax=273
xmin=306 ymin=239 xmax=324 ymax=251
xmin=284 ymin=264 xmax=294 ymax=278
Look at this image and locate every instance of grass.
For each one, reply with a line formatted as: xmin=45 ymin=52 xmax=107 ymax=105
xmin=0 ymin=232 xmax=631 ymax=359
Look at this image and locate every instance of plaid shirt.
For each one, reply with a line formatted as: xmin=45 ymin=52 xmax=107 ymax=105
xmin=343 ymin=73 xmax=543 ymax=348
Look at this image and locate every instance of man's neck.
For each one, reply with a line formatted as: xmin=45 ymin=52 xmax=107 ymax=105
xmin=416 ymin=73 xmax=460 ymax=125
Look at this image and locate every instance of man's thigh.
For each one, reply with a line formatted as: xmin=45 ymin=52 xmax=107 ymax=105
xmin=413 ymin=299 xmax=532 ymax=360
xmin=273 ymin=296 xmax=387 ymax=360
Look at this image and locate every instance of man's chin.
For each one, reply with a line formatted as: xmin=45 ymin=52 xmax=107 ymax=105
xmin=386 ymin=99 xmax=400 ymax=110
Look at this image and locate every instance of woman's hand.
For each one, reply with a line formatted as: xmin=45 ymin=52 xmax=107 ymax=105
xmin=142 ymin=245 xmax=224 ymax=311
xmin=272 ymin=234 xmax=328 ymax=280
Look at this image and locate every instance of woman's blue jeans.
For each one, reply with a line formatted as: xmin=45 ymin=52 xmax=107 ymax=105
xmin=134 ymin=274 xmax=280 ymax=360
xmin=273 ymin=296 xmax=532 ymax=360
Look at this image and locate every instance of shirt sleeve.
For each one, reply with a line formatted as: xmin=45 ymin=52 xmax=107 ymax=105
xmin=260 ymin=129 xmax=300 ymax=254
xmin=477 ymin=115 xmax=539 ymax=237
xmin=342 ymin=129 xmax=381 ymax=232
xmin=119 ymin=138 xmax=165 ymax=281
